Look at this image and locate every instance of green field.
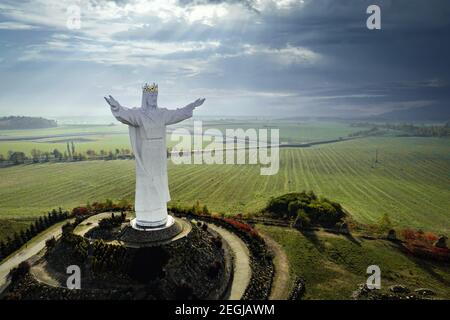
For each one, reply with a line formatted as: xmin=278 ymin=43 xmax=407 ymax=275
xmin=257 ymin=225 xmax=450 ymax=299
xmin=0 ymin=135 xmax=449 ymax=237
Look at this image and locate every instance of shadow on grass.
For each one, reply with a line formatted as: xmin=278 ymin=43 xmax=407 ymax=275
xmin=391 ymin=241 xmax=450 ymax=287
xmin=298 ymin=229 xmax=325 ymax=252
xmin=343 ymin=233 xmax=362 ymax=247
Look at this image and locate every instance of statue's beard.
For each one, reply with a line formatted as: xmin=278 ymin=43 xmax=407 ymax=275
xmin=143 ymin=100 xmax=157 ymax=110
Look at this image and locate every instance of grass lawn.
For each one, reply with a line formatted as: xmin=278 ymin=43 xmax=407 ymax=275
xmin=257 ymin=225 xmax=450 ymax=299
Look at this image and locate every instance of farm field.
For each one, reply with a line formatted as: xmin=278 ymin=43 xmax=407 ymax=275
xmin=257 ymin=225 xmax=450 ymax=299
xmin=0 ymin=135 xmax=449 ymax=242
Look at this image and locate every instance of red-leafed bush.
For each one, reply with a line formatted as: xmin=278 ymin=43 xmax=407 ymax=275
xmin=222 ymin=218 xmax=259 ymax=238
xmin=424 ymin=232 xmax=439 ymax=243
xmin=401 ymin=228 xmax=419 ymax=241
xmin=404 ymin=243 xmax=449 ymax=262
xmin=401 ymin=228 xmax=449 ymax=262
xmin=401 ymin=229 xmax=440 ymax=246
xmin=72 ymin=199 xmax=132 ymax=217
xmin=72 ymin=206 xmax=90 ymax=216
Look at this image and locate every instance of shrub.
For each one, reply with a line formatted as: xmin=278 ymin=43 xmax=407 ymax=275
xmin=211 ymin=236 xmax=222 ymax=249
xmin=72 ymin=206 xmax=90 ymax=216
xmin=207 ymin=260 xmax=222 ymax=279
xmin=401 ymin=228 xmax=438 ymax=246
xmin=45 ymin=237 xmax=56 ymax=249
xmin=222 ymin=218 xmax=259 ymax=238
xmin=98 ymin=212 xmax=126 ymax=230
xmin=264 ymin=191 xmax=345 ymax=227
xmin=9 ymin=261 xmax=31 ymax=282
xmin=293 ymin=210 xmax=311 ymax=229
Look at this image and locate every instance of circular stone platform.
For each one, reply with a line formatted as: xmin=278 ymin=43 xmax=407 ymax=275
xmin=119 ymin=217 xmax=190 ymax=247
xmin=130 ymin=215 xmax=175 ymax=231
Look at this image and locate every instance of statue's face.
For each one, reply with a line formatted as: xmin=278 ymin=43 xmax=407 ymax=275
xmin=142 ymin=92 xmax=158 ymax=109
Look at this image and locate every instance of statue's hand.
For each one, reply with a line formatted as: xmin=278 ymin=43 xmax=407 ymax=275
xmin=190 ymin=98 xmax=205 ymax=109
xmin=104 ymin=95 xmax=121 ymax=111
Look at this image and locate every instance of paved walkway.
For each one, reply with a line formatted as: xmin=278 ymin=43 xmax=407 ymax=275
xmin=73 ymin=212 xmax=114 ymax=236
xmin=260 ymin=231 xmax=290 ymax=300
xmin=208 ymin=224 xmax=251 ymax=300
xmin=0 ymin=220 xmax=70 ymax=294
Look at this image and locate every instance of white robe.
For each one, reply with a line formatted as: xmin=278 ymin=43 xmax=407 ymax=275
xmin=111 ymin=105 xmax=194 ymax=226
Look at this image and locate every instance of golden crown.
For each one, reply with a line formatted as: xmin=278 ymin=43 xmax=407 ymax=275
xmin=143 ymin=82 xmax=158 ymax=93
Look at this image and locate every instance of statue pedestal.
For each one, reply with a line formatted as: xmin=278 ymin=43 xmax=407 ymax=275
xmin=131 ymin=214 xmax=175 ymax=231
xmin=122 ymin=216 xmax=187 ymax=247
xmin=133 ymin=202 xmax=173 ymax=230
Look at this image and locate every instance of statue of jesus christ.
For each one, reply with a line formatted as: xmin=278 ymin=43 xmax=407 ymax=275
xmin=105 ymin=83 xmax=205 ymax=230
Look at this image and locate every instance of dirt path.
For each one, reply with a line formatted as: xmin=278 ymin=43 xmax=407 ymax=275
xmin=208 ymin=224 xmax=251 ymax=300
xmin=0 ymin=220 xmax=70 ymax=294
xmin=259 ymin=231 xmax=290 ymax=300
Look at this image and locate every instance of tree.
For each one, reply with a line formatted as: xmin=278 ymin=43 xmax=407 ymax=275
xmin=86 ymin=149 xmax=96 ymax=158
xmin=31 ymin=148 xmax=42 ymax=163
xmin=19 ymin=230 xmax=28 ymax=244
xmin=9 ymin=261 xmax=31 ymax=281
xmin=45 ymin=237 xmax=56 ymax=249
xmin=192 ymin=201 xmax=202 ymax=215
xmin=378 ymin=213 xmax=393 ymax=232
xmin=12 ymin=232 xmax=23 ymax=249
xmin=9 ymin=152 xmax=26 ymax=164
xmin=53 ymin=148 xmax=62 ymax=160
xmin=0 ymin=240 xmax=7 ymax=259
xmin=66 ymin=142 xmax=72 ymax=159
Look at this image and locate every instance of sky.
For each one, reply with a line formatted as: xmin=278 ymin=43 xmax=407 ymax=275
xmin=0 ymin=0 xmax=449 ymax=118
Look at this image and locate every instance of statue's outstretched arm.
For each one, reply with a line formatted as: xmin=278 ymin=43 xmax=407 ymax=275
xmin=105 ymin=95 xmax=139 ymax=127
xmin=164 ymin=98 xmax=205 ymax=125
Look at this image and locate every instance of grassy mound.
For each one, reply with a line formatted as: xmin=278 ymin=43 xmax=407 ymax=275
xmin=264 ymin=191 xmax=346 ymax=228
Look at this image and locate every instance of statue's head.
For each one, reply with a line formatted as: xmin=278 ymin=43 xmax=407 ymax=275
xmin=141 ymin=83 xmax=158 ymax=110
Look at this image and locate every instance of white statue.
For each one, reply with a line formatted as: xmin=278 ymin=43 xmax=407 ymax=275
xmin=105 ymin=83 xmax=205 ymax=230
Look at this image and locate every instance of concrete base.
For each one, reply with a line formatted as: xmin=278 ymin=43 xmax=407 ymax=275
xmin=134 ymin=204 xmax=169 ymax=229
xmin=131 ymin=215 xmax=174 ymax=231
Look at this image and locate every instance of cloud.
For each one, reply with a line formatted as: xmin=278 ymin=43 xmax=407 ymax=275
xmin=0 ymin=21 xmax=38 ymax=30
xmin=0 ymin=0 xmax=449 ymax=117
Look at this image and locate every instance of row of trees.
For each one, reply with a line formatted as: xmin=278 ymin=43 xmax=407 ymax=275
xmin=0 ymin=116 xmax=57 ymax=130
xmin=350 ymin=122 xmax=450 ymax=137
xmin=0 ymin=146 xmax=135 ymax=165
xmin=0 ymin=208 xmax=69 ymax=262
xmin=71 ymin=199 xmax=132 ymax=216
xmin=384 ymin=122 xmax=450 ymax=137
